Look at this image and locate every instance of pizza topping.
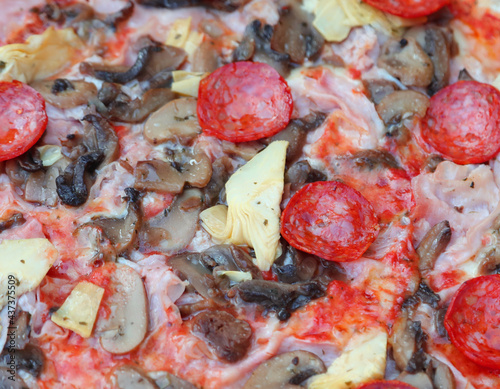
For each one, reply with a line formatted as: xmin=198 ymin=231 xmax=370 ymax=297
xmin=80 ymin=114 xmax=120 ymax=166
xmin=378 ymin=37 xmax=434 ymax=88
xmin=0 ymin=27 xmax=82 ymax=83
xmin=1 ymin=344 xmax=46 ymax=378
xmin=137 ymin=0 xmax=250 ymax=11
xmin=243 ymin=350 xmax=326 ymax=389
xmin=309 ymin=331 xmax=388 ymax=389
xmin=103 ymin=88 xmax=176 ymax=124
xmin=56 ymin=151 xmax=104 ymax=206
xmin=416 ymin=220 xmax=451 ymax=273
xmin=271 ymin=2 xmax=324 ymax=65
xmin=404 ymin=26 xmax=452 ymax=95
xmin=30 ymin=79 xmax=98 ymax=109
xmin=234 ymin=279 xmax=324 ymax=321
xmin=144 ymin=98 xmax=200 ymax=145
xmin=202 ymin=157 xmax=232 ymax=207
xmin=0 ymin=81 xmax=48 ymax=163
xmin=389 ymin=314 xmax=427 ymax=372
xmin=81 ymin=46 xmax=163 ymax=84
xmin=135 ymin=149 xmax=212 ymax=194
xmin=270 ymin=111 xmax=327 ymax=163
xmin=281 ymin=181 xmax=380 ymax=262
xmin=141 ymin=189 xmax=203 ymax=253
xmin=361 ymin=0 xmax=449 ymax=18
xmin=233 ymin=20 xmax=291 ymax=77
xmin=51 ymin=281 xmax=105 ymax=338
xmin=444 ymin=274 xmax=500 ymax=369
xmin=197 ymin=62 xmax=293 ymax=142
xmin=192 ymin=310 xmax=252 ymax=362
xmin=356 ymin=381 xmax=418 ymax=389
xmin=376 ymin=90 xmax=429 ymax=126
xmin=421 ymin=81 xmax=500 ymax=165
xmin=95 ymin=264 xmax=148 ymax=354
xmin=113 ymin=365 xmax=158 ymax=389
xmin=285 ymin=160 xmax=327 ymax=195
xmin=0 ymin=238 xmax=57 ymax=310
xmin=0 ymin=213 xmax=25 ymax=233
xmin=200 ymin=141 xmax=288 ymax=271
xmin=84 ymin=188 xmax=141 ymax=253
xmin=396 ymin=373 xmax=433 ymax=389
xmin=201 ymin=244 xmax=262 ymax=279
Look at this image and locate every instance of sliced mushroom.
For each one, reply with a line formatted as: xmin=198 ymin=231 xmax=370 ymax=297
xmin=5 ymin=159 xmax=30 ymax=187
xmin=85 ymin=188 xmax=141 ymax=252
xmin=137 ymin=43 xmax=187 ymax=84
xmin=405 ymin=26 xmax=452 ymax=95
xmin=137 ymin=0 xmax=250 ymax=11
xmin=168 ymin=253 xmax=226 ymax=305
xmin=135 ymin=150 xmax=212 ymax=193
xmin=233 ymin=20 xmax=290 ymax=77
xmin=95 ymin=264 xmax=148 ymax=354
xmin=349 ymin=149 xmax=400 ymax=171
xmin=24 ymin=158 xmax=70 ymax=206
xmin=18 ymin=149 xmax=43 ymax=172
xmin=81 ymin=114 xmax=120 ymax=166
xmin=390 ymin=312 xmax=418 ymax=371
xmin=201 ymin=244 xmax=261 ymax=278
xmin=106 ymin=88 xmax=176 ymax=123
xmin=397 ymin=372 xmax=433 ymax=389
xmin=104 ymin=1 xmax=135 ymax=29
xmin=378 ymin=38 xmax=434 ymax=87
xmin=414 ymin=282 xmax=440 ymax=309
xmin=285 ymin=160 xmax=326 ymax=194
xmin=192 ymin=40 xmax=220 ymax=73
xmin=141 ymin=188 xmax=203 ymax=253
xmin=271 ymin=1 xmax=324 ymax=64
xmin=3 ymin=311 xmax=30 ymax=350
xmin=144 ymin=98 xmax=201 ymax=145
xmin=431 ymin=358 xmax=455 ymax=389
xmin=0 ymin=344 xmax=45 ymax=378
xmin=56 ymin=151 xmax=104 ymax=206
xmin=416 ymin=221 xmax=451 ymax=272
xmin=376 ymin=90 xmax=430 ymax=126
xmin=0 ymin=213 xmax=25 ymax=233
xmin=113 ymin=365 xmax=159 ymax=389
xmin=151 ymin=371 xmax=197 ymax=389
xmin=203 ymin=157 xmax=232 ymax=206
xmin=192 ymin=310 xmax=252 ymax=362
xmin=30 ymin=79 xmax=98 ymax=109
xmin=81 ymin=46 xmax=163 ymax=84
xmin=234 ymin=279 xmax=324 ymax=321
xmin=364 ymin=79 xmax=399 ymax=105
xmin=270 ymin=112 xmax=327 ymax=163
xmin=243 ymin=350 xmax=326 ymax=389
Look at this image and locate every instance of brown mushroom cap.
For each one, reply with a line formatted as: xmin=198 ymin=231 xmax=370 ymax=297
xmin=378 ymin=37 xmax=434 ymax=87
xmin=144 ymin=98 xmax=201 ymax=146
xmin=376 ymin=90 xmax=430 ymax=126
xmin=30 ymin=79 xmax=98 ymax=109
xmin=243 ymin=350 xmax=326 ymax=389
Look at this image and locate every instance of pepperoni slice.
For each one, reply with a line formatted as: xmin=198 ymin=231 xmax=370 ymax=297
xmin=444 ymin=275 xmax=500 ymax=369
xmin=197 ymin=61 xmax=293 ymax=142
xmin=420 ymin=81 xmax=500 ymax=165
xmin=0 ymin=81 xmax=47 ymax=162
xmin=280 ymin=181 xmax=379 ymax=262
xmin=362 ymin=0 xmax=449 ymax=18
xmin=356 ymin=381 xmax=418 ymax=389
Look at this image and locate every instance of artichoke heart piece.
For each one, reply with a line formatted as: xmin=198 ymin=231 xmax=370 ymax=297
xmin=0 ymin=239 xmax=58 ymax=310
xmin=200 ymin=140 xmax=288 ymax=271
xmin=0 ymin=27 xmax=83 ymax=83
xmin=51 ymin=281 xmax=105 ymax=338
xmin=171 ymin=71 xmax=207 ymax=97
xmin=309 ymin=331 xmax=388 ymax=389
xmin=304 ymin=0 xmax=425 ymax=42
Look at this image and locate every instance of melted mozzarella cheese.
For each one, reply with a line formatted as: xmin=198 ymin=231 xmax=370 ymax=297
xmin=200 ymin=141 xmax=288 ymax=271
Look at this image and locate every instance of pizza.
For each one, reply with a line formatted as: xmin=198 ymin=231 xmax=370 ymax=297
xmin=0 ymin=0 xmax=500 ymax=388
